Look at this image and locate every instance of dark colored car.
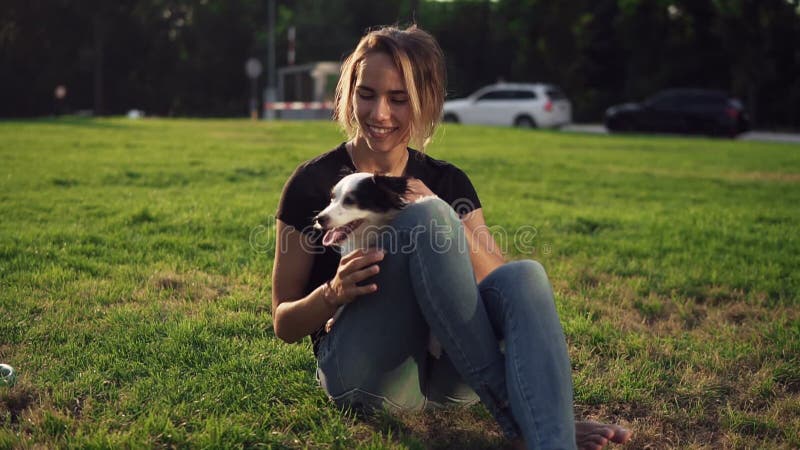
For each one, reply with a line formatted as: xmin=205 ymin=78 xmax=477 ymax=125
xmin=604 ymin=89 xmax=750 ymax=137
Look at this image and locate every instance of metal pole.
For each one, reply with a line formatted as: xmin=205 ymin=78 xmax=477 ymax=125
xmin=250 ymin=78 xmax=258 ymax=120
xmin=93 ymin=14 xmax=105 ymax=116
xmin=288 ymin=26 xmax=296 ymax=66
xmin=264 ymin=0 xmax=277 ymax=120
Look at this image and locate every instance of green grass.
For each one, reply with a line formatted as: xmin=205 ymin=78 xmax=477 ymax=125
xmin=0 ymin=117 xmax=798 ymax=448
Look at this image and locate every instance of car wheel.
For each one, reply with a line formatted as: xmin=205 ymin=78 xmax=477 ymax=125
xmin=442 ymin=113 xmax=460 ymax=124
xmin=514 ymin=116 xmax=537 ymax=128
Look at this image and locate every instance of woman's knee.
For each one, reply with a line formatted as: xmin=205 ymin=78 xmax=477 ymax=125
xmin=487 ymin=260 xmax=555 ymax=312
xmin=318 ymin=344 xmax=428 ymax=412
xmin=493 ymin=260 xmax=549 ymax=288
xmin=392 ymin=197 xmax=459 ymax=230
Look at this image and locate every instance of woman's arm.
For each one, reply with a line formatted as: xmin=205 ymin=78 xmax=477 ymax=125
xmin=272 ymin=220 xmax=385 ymax=343
xmin=461 ymin=208 xmax=505 ymax=283
xmin=272 ymin=221 xmax=339 ymax=343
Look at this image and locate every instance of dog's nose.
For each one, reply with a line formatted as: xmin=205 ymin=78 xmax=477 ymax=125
xmin=314 ymin=214 xmax=329 ymax=229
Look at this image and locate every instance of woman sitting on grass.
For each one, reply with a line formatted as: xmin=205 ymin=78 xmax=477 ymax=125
xmin=272 ymin=24 xmax=632 ymax=450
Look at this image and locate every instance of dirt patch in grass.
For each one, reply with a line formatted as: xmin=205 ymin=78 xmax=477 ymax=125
xmin=65 ymin=395 xmax=85 ymax=419
xmin=691 ymin=285 xmax=748 ymax=306
xmin=606 ymin=166 xmax=800 ymax=184
xmin=726 ymin=171 xmax=800 ymax=183
xmin=577 ymin=402 xmax=729 ymax=449
xmin=706 ymin=301 xmax=765 ymax=326
xmin=151 ymin=270 xmax=229 ymax=301
xmin=0 ymin=385 xmax=38 ymax=426
xmin=132 ymin=270 xmax=233 ymax=306
xmin=0 ymin=345 xmax=14 ymax=360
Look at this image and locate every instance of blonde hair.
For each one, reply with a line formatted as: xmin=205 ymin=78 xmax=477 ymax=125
xmin=334 ymin=25 xmax=446 ymax=151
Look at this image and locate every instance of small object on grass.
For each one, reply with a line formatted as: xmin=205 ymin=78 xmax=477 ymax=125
xmin=0 ymin=364 xmax=16 ymax=387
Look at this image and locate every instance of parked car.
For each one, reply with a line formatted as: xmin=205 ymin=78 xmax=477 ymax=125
xmin=604 ymin=89 xmax=750 ymax=137
xmin=442 ymin=83 xmax=572 ymax=128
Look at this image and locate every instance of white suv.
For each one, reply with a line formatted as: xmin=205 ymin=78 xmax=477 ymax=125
xmin=442 ymin=83 xmax=572 ymax=128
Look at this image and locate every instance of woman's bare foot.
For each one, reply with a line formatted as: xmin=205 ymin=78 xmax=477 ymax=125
xmin=509 ymin=421 xmax=631 ymax=449
xmin=575 ymin=421 xmax=632 ymax=450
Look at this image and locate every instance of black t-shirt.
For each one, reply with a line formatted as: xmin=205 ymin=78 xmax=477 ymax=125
xmin=276 ymin=142 xmax=482 ymax=354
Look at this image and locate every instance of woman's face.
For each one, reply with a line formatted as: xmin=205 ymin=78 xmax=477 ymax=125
xmin=352 ymin=51 xmax=412 ymax=154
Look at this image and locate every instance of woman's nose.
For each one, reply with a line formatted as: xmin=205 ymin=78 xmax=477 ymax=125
xmin=370 ymin=97 xmax=391 ymax=122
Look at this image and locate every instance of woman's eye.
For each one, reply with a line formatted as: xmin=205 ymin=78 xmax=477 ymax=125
xmin=357 ymin=92 xmax=374 ymax=100
xmin=392 ymin=97 xmax=408 ymax=104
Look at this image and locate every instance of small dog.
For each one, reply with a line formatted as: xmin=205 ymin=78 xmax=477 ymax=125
xmin=313 ymin=172 xmax=442 ymax=357
xmin=314 ymin=172 xmax=410 ymax=256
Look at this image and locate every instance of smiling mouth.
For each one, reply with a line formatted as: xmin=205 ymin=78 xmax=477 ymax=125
xmin=366 ymin=124 xmax=398 ymax=138
xmin=322 ymin=219 xmax=365 ymax=246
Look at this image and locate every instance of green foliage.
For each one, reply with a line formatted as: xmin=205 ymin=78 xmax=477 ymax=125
xmin=3 ymin=0 xmax=800 ymax=127
xmin=0 ymin=118 xmax=798 ymax=448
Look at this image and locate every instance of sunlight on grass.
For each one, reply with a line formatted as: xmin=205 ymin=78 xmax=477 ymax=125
xmin=0 ymin=118 xmax=798 ymax=448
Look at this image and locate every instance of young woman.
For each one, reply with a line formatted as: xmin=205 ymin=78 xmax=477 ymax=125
xmin=272 ymin=25 xmax=631 ymax=450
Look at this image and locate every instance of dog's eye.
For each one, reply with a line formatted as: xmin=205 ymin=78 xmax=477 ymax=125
xmin=343 ymin=195 xmax=355 ymax=206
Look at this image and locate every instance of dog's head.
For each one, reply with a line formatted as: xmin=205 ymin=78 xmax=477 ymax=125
xmin=314 ymin=173 xmax=409 ymax=247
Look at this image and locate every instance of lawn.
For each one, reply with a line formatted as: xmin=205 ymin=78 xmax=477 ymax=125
xmin=0 ymin=117 xmax=798 ymax=449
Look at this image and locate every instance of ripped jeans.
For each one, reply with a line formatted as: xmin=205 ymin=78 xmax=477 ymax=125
xmin=316 ymin=197 xmax=577 ymax=450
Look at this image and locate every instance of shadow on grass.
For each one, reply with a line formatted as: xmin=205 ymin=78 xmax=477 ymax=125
xmin=360 ymin=407 xmax=512 ymax=449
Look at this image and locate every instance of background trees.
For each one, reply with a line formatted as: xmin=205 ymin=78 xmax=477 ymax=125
xmin=1 ymin=0 xmax=798 ymax=128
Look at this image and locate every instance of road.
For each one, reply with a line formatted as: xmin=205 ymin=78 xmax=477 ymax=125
xmin=561 ymin=124 xmax=800 ymax=144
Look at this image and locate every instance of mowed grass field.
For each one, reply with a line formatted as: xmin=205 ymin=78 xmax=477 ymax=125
xmin=0 ymin=118 xmax=798 ymax=449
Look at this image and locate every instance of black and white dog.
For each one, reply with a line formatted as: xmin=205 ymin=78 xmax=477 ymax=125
xmin=314 ymin=172 xmax=414 ymax=256
xmin=313 ymin=172 xmax=441 ymax=356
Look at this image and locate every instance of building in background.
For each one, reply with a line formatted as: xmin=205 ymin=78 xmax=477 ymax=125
xmin=265 ymin=62 xmax=340 ymax=120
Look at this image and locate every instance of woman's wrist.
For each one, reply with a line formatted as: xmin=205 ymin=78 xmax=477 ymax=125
xmin=321 ymin=279 xmax=339 ymax=308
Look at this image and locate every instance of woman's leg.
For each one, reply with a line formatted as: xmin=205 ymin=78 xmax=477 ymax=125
xmin=422 ymin=261 xmax=581 ymax=448
xmin=318 ymin=198 xmax=520 ymax=439
xmin=424 ymin=351 xmax=480 ymax=408
xmin=315 ymin=235 xmax=430 ymax=411
xmin=390 ymin=198 xmax=522 ymax=438
xmin=479 ymin=260 xmax=577 ymax=449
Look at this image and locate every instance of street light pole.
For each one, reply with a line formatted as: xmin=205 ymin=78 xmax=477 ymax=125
xmin=264 ymin=0 xmax=277 ymax=120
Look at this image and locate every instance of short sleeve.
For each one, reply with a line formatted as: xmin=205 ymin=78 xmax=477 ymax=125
xmin=276 ymin=165 xmax=318 ymax=232
xmin=442 ymin=167 xmax=482 ymax=218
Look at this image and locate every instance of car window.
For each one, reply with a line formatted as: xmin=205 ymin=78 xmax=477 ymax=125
xmin=648 ymin=93 xmax=680 ymax=109
xmin=649 ymin=91 xmax=727 ymax=109
xmin=477 ymin=90 xmax=537 ymax=101
xmin=545 ymin=88 xmax=566 ymax=100
xmin=692 ymin=93 xmax=726 ymax=107
xmin=511 ymin=90 xmax=537 ymax=100
xmin=477 ymin=90 xmax=509 ymax=101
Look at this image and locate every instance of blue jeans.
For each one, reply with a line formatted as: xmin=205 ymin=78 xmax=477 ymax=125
xmin=316 ymin=198 xmax=577 ymax=450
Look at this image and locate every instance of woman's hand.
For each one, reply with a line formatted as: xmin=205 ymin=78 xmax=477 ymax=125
xmin=324 ymin=248 xmax=384 ymax=331
xmin=405 ymin=178 xmax=436 ymax=202
xmin=328 ymin=248 xmax=384 ymax=305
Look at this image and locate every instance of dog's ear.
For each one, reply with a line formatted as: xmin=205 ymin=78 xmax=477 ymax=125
xmin=371 ymin=175 xmax=409 ymax=210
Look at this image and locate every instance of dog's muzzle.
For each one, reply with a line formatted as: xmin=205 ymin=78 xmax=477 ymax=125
xmin=313 ymin=214 xmax=329 ymax=229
